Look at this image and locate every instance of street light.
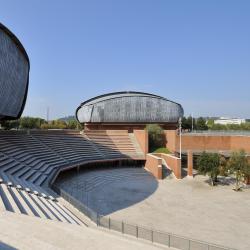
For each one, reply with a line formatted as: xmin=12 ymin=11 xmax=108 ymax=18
xmin=179 ymin=117 xmax=182 ymax=160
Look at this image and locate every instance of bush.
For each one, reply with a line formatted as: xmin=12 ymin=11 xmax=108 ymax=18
xmin=153 ymin=147 xmax=171 ymax=154
xmin=146 ymin=124 xmax=166 ymax=152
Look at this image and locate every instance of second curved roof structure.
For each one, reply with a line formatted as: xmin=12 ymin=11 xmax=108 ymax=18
xmin=76 ymin=91 xmax=184 ymax=124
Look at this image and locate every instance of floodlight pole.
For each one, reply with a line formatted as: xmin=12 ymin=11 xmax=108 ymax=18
xmin=191 ymin=113 xmax=194 ymax=132
xmin=179 ymin=117 xmax=182 ymax=160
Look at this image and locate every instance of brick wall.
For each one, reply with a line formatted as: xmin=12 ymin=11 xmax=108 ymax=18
xmin=154 ymin=153 xmax=181 ymax=179
xmin=165 ymin=130 xmax=250 ymax=154
xmin=134 ymin=129 xmax=148 ymax=155
xmin=145 ymin=154 xmax=162 ymax=179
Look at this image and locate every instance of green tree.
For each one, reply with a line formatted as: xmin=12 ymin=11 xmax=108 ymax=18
xmin=227 ymin=150 xmax=249 ymax=191
xmin=19 ymin=117 xmax=45 ymax=129
xmin=242 ymin=161 xmax=250 ymax=185
xmin=41 ymin=120 xmax=67 ymax=129
xmin=0 ymin=119 xmax=20 ymax=130
xmin=196 ymin=117 xmax=208 ymax=130
xmin=197 ymin=152 xmax=220 ymax=186
xmin=206 ymin=119 xmax=214 ymax=129
xmin=182 ymin=116 xmax=194 ymax=131
xmin=146 ymin=124 xmax=166 ymax=152
xmin=218 ymin=155 xmax=228 ymax=176
xmin=210 ymin=123 xmax=227 ymax=130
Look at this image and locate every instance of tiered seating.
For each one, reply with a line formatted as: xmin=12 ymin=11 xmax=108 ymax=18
xmin=0 ymin=180 xmax=83 ymax=225
xmin=32 ymin=131 xmax=104 ymax=163
xmin=84 ymin=130 xmax=140 ymax=158
xmin=57 ymin=167 xmax=153 ymax=195
xmin=0 ymin=132 xmax=67 ymax=191
xmin=0 ymin=130 xmax=144 ymax=196
xmin=0 ymin=129 xmax=145 ymax=224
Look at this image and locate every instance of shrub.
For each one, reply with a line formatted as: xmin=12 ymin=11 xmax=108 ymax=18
xmin=153 ymin=147 xmax=171 ymax=154
xmin=146 ymin=124 xmax=166 ymax=152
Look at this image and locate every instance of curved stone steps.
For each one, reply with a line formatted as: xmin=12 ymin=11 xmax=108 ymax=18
xmin=0 ymin=182 xmax=82 ymax=225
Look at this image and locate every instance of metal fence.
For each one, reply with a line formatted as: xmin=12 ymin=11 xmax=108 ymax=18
xmin=52 ymin=185 xmax=236 ymax=250
xmin=97 ymin=216 xmax=235 ymax=250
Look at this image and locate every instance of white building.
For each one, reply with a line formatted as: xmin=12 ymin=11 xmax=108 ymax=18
xmin=214 ymin=117 xmax=246 ymax=125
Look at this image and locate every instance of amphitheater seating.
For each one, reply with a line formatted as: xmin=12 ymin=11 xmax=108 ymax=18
xmin=57 ymin=167 xmax=153 ymax=195
xmin=0 ymin=129 xmax=144 ymax=223
xmin=84 ymin=130 xmax=141 ymax=158
xmin=0 ymin=130 xmax=144 ymax=194
xmin=0 ymin=181 xmax=83 ymax=225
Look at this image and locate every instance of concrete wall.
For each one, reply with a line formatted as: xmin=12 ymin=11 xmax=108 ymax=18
xmin=134 ymin=129 xmax=148 ymax=155
xmin=145 ymin=154 xmax=162 ymax=179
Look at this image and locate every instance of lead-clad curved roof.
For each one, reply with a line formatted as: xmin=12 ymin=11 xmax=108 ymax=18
xmin=0 ymin=23 xmax=30 ymax=120
xmin=76 ymin=91 xmax=184 ymax=124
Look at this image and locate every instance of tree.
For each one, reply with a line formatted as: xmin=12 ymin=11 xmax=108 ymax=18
xmin=0 ymin=119 xmax=20 ymax=130
xmin=227 ymin=150 xmax=249 ymax=191
xmin=41 ymin=120 xmax=67 ymax=129
xmin=197 ymin=152 xmax=220 ymax=186
xmin=19 ymin=117 xmax=45 ymax=129
xmin=182 ymin=116 xmax=193 ymax=131
xmin=210 ymin=123 xmax=227 ymax=130
xmin=206 ymin=119 xmax=214 ymax=129
xmin=242 ymin=162 xmax=250 ymax=185
xmin=218 ymin=155 xmax=228 ymax=176
xmin=146 ymin=124 xmax=166 ymax=152
xmin=66 ymin=119 xmax=82 ymax=130
xmin=196 ymin=117 xmax=208 ymax=130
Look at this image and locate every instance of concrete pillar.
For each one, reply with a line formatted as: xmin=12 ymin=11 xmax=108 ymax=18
xmin=187 ymin=150 xmax=193 ymax=178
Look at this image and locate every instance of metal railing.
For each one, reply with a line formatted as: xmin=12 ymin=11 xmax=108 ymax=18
xmin=52 ymin=184 xmax=236 ymax=250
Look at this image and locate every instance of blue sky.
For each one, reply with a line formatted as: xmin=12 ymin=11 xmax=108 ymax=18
xmin=1 ymin=0 xmax=250 ymax=119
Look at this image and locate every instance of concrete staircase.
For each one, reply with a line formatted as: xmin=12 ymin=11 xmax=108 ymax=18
xmin=0 ymin=180 xmax=83 ymax=225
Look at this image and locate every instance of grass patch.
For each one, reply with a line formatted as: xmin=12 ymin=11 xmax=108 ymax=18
xmin=153 ymin=147 xmax=171 ymax=154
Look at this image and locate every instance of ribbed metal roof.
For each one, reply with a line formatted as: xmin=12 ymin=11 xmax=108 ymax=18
xmin=0 ymin=23 xmax=30 ymax=66
xmin=76 ymin=91 xmax=184 ymax=124
xmin=0 ymin=23 xmax=30 ymax=120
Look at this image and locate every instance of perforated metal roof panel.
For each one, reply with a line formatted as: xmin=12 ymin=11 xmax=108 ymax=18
xmin=76 ymin=91 xmax=184 ymax=123
xmin=0 ymin=23 xmax=30 ymax=120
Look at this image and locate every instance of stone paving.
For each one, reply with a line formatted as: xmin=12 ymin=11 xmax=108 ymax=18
xmin=58 ymin=167 xmax=250 ymax=250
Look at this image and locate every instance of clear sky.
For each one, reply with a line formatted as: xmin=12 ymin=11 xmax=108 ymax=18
xmin=1 ymin=0 xmax=250 ymax=119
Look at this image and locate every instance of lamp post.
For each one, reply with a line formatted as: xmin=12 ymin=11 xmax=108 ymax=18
xmin=179 ymin=117 xmax=182 ymax=160
xmin=191 ymin=113 xmax=194 ymax=132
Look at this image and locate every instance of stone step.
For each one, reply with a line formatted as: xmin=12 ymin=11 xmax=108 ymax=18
xmin=50 ymin=201 xmax=82 ymax=225
xmin=10 ymin=187 xmax=35 ymax=216
xmin=28 ymin=193 xmax=56 ymax=220
xmin=0 ymin=184 xmax=21 ymax=214
xmin=38 ymin=196 xmax=68 ymax=223
xmin=18 ymin=189 xmax=47 ymax=219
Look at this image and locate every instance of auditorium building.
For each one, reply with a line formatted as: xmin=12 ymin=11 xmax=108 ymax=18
xmin=76 ymin=91 xmax=184 ymax=131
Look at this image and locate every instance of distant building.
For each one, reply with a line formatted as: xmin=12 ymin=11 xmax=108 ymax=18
xmin=214 ymin=117 xmax=246 ymax=125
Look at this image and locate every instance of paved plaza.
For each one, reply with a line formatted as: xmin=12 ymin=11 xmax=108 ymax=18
xmin=57 ymin=167 xmax=250 ymax=250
